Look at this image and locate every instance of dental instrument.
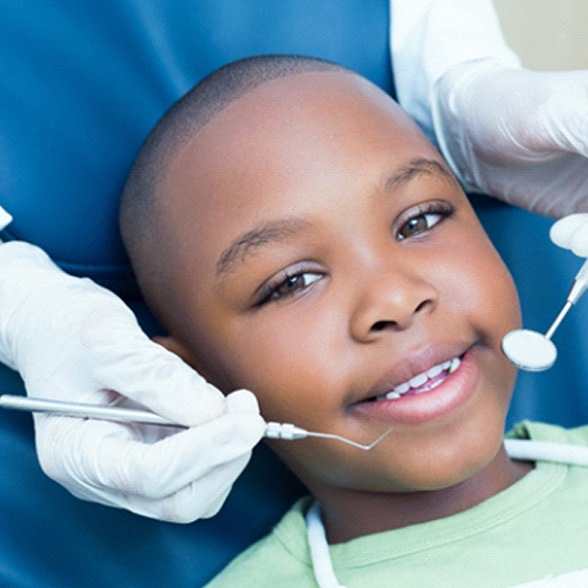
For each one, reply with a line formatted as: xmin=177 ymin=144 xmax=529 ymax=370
xmin=263 ymin=421 xmax=392 ymax=450
xmin=0 ymin=395 xmax=391 ymax=451
xmin=502 ymin=259 xmax=588 ymax=372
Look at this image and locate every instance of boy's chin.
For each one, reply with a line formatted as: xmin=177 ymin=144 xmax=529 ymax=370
xmin=298 ymin=435 xmax=509 ymax=498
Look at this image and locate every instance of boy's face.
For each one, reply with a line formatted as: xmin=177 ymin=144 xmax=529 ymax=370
xmin=160 ymin=71 xmax=521 ymax=498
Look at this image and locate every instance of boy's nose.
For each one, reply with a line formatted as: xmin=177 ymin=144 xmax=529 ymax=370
xmin=349 ymin=265 xmax=438 ymax=341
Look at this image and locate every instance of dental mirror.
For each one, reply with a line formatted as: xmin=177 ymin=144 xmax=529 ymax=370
xmin=502 ymin=258 xmax=588 ymax=372
xmin=501 ymin=328 xmax=557 ymax=372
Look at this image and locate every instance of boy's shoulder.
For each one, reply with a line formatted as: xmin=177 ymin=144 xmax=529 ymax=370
xmin=206 ymin=423 xmax=588 ymax=587
xmin=205 ymin=497 xmax=315 ymax=588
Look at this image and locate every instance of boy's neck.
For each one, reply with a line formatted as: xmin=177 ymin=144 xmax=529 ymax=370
xmin=313 ymin=445 xmax=533 ymax=544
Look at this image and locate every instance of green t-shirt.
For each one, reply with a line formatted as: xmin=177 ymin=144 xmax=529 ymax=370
xmin=206 ymin=422 xmax=588 ymax=587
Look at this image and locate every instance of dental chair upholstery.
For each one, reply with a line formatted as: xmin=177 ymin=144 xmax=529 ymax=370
xmin=0 ymin=1 xmax=586 ymax=585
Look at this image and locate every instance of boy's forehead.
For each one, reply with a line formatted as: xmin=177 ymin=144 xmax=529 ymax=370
xmin=217 ymin=69 xmax=407 ymax=137
xmin=165 ymin=70 xmax=429 ymax=194
xmin=160 ymin=69 xmax=440 ymax=271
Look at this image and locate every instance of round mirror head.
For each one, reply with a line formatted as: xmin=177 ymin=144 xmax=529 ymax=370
xmin=501 ymin=329 xmax=557 ymax=372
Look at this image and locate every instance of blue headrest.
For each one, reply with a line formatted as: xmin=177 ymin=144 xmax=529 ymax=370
xmin=0 ymin=0 xmax=392 ymax=299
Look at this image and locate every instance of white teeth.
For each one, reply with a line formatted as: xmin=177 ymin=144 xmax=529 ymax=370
xmin=385 ymin=391 xmax=402 ymax=400
xmin=408 ymin=373 xmax=428 ymax=387
xmin=449 ymin=357 xmax=461 ymax=373
xmin=427 ymin=364 xmax=444 ymax=378
xmin=383 ymin=356 xmax=462 ymax=400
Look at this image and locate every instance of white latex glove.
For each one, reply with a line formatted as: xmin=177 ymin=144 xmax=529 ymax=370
xmin=0 ymin=241 xmax=265 ymax=523
xmin=550 ymin=213 xmax=588 ymax=257
xmin=433 ymin=59 xmax=588 ymax=219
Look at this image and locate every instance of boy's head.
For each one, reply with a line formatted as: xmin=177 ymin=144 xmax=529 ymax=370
xmin=121 ymin=55 xmax=522 ymax=511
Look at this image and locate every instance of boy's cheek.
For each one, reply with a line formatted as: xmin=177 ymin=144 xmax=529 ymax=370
xmin=444 ymin=241 xmax=520 ymax=327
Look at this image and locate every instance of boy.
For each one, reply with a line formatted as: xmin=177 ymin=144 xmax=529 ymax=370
xmin=120 ymin=55 xmax=588 ymax=586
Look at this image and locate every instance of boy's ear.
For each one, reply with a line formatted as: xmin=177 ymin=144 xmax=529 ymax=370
xmin=152 ymin=335 xmax=196 ymax=367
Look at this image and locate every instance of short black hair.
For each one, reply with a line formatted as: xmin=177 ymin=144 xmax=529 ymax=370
xmin=120 ymin=54 xmax=351 ymax=331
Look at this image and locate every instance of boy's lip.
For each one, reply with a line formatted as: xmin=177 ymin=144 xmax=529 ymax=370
xmin=350 ymin=342 xmax=478 ymax=425
xmin=357 ymin=342 xmax=471 ymax=401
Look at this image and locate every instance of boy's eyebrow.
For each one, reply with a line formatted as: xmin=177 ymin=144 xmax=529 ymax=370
xmin=215 ymin=159 xmax=453 ymax=278
xmin=385 ymin=158 xmax=454 ymax=190
xmin=215 ymin=217 xmax=310 ymax=277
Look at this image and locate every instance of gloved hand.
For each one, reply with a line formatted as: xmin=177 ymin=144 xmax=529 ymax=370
xmin=0 ymin=241 xmax=265 ymax=523
xmin=550 ymin=213 xmax=588 ymax=257
xmin=432 ymin=59 xmax=588 ymax=219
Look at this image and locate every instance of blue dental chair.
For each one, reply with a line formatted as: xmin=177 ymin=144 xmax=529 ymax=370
xmin=1 ymin=2 xmax=586 ymax=586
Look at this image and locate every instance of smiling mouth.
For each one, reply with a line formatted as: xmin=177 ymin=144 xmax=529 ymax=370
xmin=369 ymin=356 xmax=462 ymax=402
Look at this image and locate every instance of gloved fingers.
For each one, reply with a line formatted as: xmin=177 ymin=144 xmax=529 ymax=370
xmin=132 ymin=392 xmax=263 ymax=521
xmin=540 ymin=71 xmax=588 ymax=157
xmin=6 ymin=264 xmax=226 ymax=427
xmin=127 ymin=389 xmax=262 ymax=443
xmin=95 ymin=452 xmax=251 ymax=523
xmin=550 ymin=213 xmax=588 ymax=256
xmin=69 ymin=300 xmax=226 ymax=427
xmin=35 ymin=398 xmax=265 ymax=520
xmin=224 ymin=388 xmax=261 ymax=413
xmin=59 ymin=444 xmax=245 ymax=522
xmin=1 ymin=243 xmax=231 ymax=426
xmin=107 ymin=393 xmax=264 ymax=498
xmin=102 ymin=343 xmax=226 ymax=427
xmin=432 ymin=62 xmax=588 ymax=217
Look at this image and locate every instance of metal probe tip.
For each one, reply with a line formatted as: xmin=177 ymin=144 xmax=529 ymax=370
xmin=264 ymin=421 xmax=393 ymax=450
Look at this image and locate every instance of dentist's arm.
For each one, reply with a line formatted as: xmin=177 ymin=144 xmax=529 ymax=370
xmin=433 ymin=62 xmax=588 ymax=219
xmin=0 ymin=240 xmax=265 ymax=523
xmin=392 ymin=0 xmax=588 ymax=219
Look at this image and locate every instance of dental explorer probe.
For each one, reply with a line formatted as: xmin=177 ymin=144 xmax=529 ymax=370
xmin=502 ymin=258 xmax=588 ymax=371
xmin=0 ymin=395 xmax=392 ymax=451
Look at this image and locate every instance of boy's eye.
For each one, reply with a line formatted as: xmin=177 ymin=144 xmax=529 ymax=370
xmin=396 ymin=202 xmax=453 ymax=241
xmin=257 ymin=271 xmax=323 ymax=306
